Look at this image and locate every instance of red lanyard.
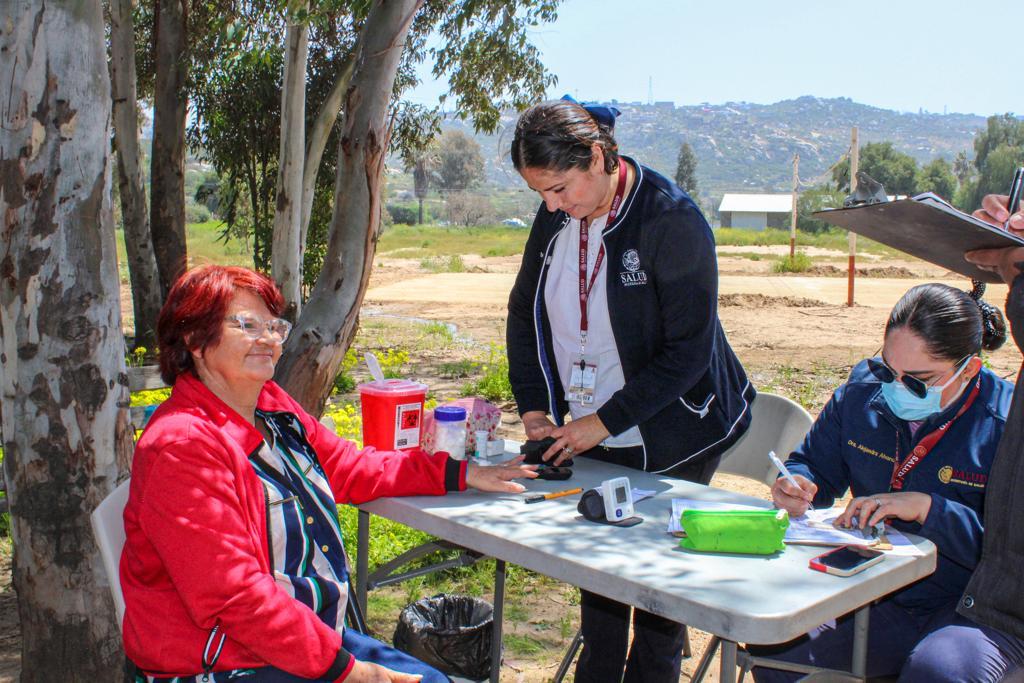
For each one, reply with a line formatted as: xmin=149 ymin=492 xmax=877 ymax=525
xmin=578 ymin=162 xmax=628 ymax=350
xmin=889 ymin=377 xmax=980 ymax=490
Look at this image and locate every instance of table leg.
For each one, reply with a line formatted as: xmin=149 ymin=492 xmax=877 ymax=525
xmin=490 ymin=559 xmax=505 ymax=683
xmin=851 ymin=604 xmax=870 ymax=678
xmin=356 ymin=509 xmax=370 ymax=617
xmin=719 ymin=639 xmax=737 ymax=683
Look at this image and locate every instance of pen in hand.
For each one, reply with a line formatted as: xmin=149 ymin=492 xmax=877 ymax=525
xmin=768 ymin=450 xmax=811 ymax=502
xmin=524 ymin=487 xmax=583 ymax=504
xmin=1005 ymin=167 xmax=1024 ymax=230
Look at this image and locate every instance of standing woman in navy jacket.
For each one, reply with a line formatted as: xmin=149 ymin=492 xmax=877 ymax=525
xmin=506 ymin=98 xmax=754 ymax=683
xmin=754 ymin=283 xmax=1024 ymax=682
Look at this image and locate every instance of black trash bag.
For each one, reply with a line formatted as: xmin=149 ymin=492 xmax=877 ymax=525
xmin=393 ymin=594 xmax=494 ymax=680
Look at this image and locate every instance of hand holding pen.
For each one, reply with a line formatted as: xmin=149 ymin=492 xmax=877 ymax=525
xmin=768 ymin=450 xmax=817 ymax=516
xmin=972 ymin=166 xmax=1024 ymax=235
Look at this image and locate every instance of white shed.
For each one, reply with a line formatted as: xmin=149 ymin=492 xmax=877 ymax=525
xmin=718 ymin=193 xmax=793 ymax=231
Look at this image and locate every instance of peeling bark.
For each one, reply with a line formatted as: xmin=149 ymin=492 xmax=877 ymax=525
xmin=271 ymin=1 xmax=310 ymax=320
xmin=0 ymin=1 xmax=133 ymax=680
xmin=109 ymin=0 xmax=162 ymax=347
xmin=275 ymin=0 xmax=423 ymax=414
xmin=149 ymin=0 xmax=188 ymax=295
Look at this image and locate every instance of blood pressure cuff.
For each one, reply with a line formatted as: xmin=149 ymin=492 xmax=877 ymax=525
xmin=577 ymin=489 xmax=642 ymax=527
xmin=679 ymin=509 xmax=789 ymax=555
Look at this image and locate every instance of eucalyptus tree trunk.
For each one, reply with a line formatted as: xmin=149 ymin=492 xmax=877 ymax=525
xmin=149 ymin=0 xmax=188 ymax=295
xmin=271 ymin=0 xmax=310 ymax=320
xmin=275 ymin=0 xmax=423 ymax=414
xmin=299 ymin=42 xmax=359 ymax=253
xmin=110 ymin=0 xmax=163 ymax=347
xmin=0 ymin=1 xmax=134 ymax=679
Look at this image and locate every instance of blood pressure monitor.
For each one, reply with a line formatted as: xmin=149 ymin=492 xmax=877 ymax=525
xmin=601 ymin=477 xmax=634 ymax=521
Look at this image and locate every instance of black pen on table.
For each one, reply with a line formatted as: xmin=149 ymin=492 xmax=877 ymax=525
xmin=1006 ymin=166 xmax=1024 ymax=230
xmin=524 ymin=487 xmax=583 ymax=504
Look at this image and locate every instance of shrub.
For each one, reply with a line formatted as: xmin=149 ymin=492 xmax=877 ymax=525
xmin=772 ymin=252 xmax=813 ymax=273
xmin=462 ymin=345 xmax=513 ymax=402
xmin=419 ymin=255 xmax=465 ymax=273
xmin=331 ymin=348 xmax=360 ymax=395
xmin=386 ymin=204 xmax=419 ymax=225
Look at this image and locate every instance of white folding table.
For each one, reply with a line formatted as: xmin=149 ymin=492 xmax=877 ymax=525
xmin=354 ymin=447 xmax=936 ymax=682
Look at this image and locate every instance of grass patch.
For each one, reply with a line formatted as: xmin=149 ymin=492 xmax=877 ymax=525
xmin=380 ymin=225 xmax=528 ymax=259
xmin=419 ymin=321 xmax=455 ymax=345
xmin=439 ymin=360 xmax=478 ymax=378
xmin=504 ymin=633 xmax=545 ymax=656
xmin=714 ymin=227 xmax=898 ymax=256
xmin=772 ymin=252 xmax=813 ymax=273
xmin=419 ymin=255 xmax=466 ymax=273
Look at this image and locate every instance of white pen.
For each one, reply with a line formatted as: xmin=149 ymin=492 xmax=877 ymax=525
xmin=768 ymin=450 xmax=802 ymax=490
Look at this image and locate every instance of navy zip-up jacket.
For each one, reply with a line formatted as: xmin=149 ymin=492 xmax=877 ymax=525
xmin=507 ymin=159 xmax=754 ymax=475
xmin=786 ymin=360 xmax=1013 ymax=610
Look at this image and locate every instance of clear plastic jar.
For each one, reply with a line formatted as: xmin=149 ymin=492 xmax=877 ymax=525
xmin=433 ymin=406 xmax=467 ymax=460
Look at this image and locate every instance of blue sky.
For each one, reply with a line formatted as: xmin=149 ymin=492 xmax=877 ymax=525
xmin=410 ymin=0 xmax=1023 ymax=116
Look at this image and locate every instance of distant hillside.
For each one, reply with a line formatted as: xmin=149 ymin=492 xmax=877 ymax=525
xmin=441 ymin=96 xmax=991 ymax=210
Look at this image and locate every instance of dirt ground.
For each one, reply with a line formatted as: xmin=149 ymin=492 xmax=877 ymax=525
xmin=1 ymin=245 xmax=1020 ymax=682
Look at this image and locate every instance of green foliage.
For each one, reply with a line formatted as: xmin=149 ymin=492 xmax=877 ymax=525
xmin=378 ymin=224 xmax=528 ymax=259
xmin=322 ymin=401 xmax=362 ymax=445
xmin=435 ymin=131 xmax=485 ymax=192
xmin=130 ymin=388 xmax=172 ymax=408
xmin=387 ymin=204 xmax=420 ymax=226
xmin=713 ymin=227 xmax=897 ymax=256
xmin=189 ymin=46 xmax=283 ymax=274
xmin=772 ymin=252 xmax=813 ymax=273
xmin=440 ymin=360 xmax=478 ymax=378
xmin=420 ymin=321 xmax=455 ymax=345
xmin=916 ymin=157 xmax=958 ymax=201
xmin=462 ymin=345 xmax=514 ymax=403
xmin=331 ymin=348 xmax=361 ymax=396
xmin=125 ymin=345 xmax=149 ymax=367
xmin=674 ymin=141 xmax=699 ymax=197
xmin=796 ymin=186 xmax=845 ymax=234
xmin=377 ymin=349 xmax=410 ymax=379
xmin=419 ymin=255 xmax=466 ymax=273
xmin=504 ymin=633 xmax=545 ymax=656
xmin=832 ymin=141 xmax=919 ymax=196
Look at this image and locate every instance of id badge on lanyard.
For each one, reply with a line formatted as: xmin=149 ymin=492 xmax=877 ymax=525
xmin=565 ymin=162 xmax=627 ymax=407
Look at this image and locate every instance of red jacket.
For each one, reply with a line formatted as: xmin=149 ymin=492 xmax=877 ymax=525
xmin=121 ymin=374 xmax=465 ymax=679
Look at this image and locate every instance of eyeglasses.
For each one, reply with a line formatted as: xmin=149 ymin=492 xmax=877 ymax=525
xmin=225 ymin=314 xmax=292 ymax=342
xmin=867 ymin=354 xmax=971 ymax=399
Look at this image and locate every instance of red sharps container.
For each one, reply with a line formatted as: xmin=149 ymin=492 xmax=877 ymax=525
xmin=357 ymin=379 xmax=428 ymax=451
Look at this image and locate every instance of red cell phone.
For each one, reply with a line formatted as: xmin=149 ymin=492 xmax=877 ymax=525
xmin=809 ymin=545 xmax=885 ymax=576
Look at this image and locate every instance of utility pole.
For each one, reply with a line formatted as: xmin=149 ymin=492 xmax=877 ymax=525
xmin=790 ymin=153 xmax=799 ymax=258
xmin=847 ymin=127 xmax=859 ymax=307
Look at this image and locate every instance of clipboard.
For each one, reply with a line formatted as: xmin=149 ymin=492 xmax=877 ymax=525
xmin=812 ymin=194 xmax=1024 ymax=283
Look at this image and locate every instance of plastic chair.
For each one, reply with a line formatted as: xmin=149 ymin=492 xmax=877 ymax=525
xmin=91 ymin=479 xmax=131 ymax=630
xmin=685 ymin=392 xmax=815 ymax=683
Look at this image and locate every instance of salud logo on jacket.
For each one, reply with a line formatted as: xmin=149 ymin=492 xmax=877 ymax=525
xmin=620 ymin=248 xmax=648 ymax=286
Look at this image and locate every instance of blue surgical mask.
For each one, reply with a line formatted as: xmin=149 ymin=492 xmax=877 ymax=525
xmin=880 ymin=361 xmax=970 ymax=421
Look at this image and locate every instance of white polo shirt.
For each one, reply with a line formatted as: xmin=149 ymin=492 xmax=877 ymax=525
xmin=544 ymin=215 xmax=643 ymax=447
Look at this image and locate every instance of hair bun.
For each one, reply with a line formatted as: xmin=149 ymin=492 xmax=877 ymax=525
xmin=969 ymin=279 xmax=1007 ymax=351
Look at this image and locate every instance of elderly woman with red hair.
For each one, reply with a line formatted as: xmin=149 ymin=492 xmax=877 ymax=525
xmin=121 ymin=266 xmax=535 ymax=683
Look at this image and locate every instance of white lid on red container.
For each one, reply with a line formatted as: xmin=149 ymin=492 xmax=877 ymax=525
xmin=356 ymin=379 xmax=428 ymax=396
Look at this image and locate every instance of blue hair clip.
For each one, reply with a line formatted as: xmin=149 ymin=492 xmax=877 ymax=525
xmin=560 ymin=94 xmax=621 ymax=130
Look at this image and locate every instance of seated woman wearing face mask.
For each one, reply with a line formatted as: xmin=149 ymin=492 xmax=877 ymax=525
xmin=752 ymin=283 xmax=1024 ymax=683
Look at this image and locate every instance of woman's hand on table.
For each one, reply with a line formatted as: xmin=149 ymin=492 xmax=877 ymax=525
xmin=466 ymin=456 xmax=538 ymax=493
xmin=835 ymin=492 xmax=932 ymax=529
xmin=344 ymin=660 xmax=422 ymax=682
xmin=521 ymin=411 xmax=556 ymax=440
xmin=542 ymin=413 xmax=611 ymax=465
xmin=770 ymin=475 xmax=817 ymax=516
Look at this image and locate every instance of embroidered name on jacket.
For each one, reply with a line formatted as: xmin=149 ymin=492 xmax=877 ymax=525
xmin=619 ymin=248 xmax=648 ymax=286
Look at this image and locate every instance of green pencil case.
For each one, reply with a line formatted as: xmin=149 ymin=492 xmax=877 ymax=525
xmin=679 ymin=509 xmax=789 ymax=555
